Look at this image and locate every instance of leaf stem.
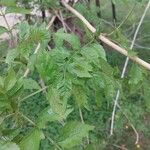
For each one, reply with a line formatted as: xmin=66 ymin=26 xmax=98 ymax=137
xmin=45 ymin=134 xmax=62 ymax=150
xmin=79 ymin=108 xmax=84 ymax=124
xmin=18 ymin=112 xmax=36 ymax=126
xmin=79 ymin=108 xmax=90 ymax=145
xmin=19 ymin=86 xmax=48 ymax=103
xmin=0 ymin=59 xmax=22 ymax=64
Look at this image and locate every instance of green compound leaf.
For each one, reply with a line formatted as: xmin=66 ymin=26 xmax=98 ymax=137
xmin=59 ymin=121 xmax=94 ymax=149
xmin=81 ymin=43 xmax=106 ymax=62
xmin=4 ymin=68 xmax=17 ymax=91
xmin=0 ymin=141 xmax=20 ymax=150
xmin=23 ymin=78 xmax=40 ymax=90
xmin=19 ymin=129 xmax=44 ymax=150
xmin=37 ymin=107 xmax=73 ymax=128
xmin=54 ymin=28 xmax=80 ymax=49
xmin=70 ymin=57 xmax=93 ymax=78
xmin=72 ymin=85 xmax=89 ymax=109
xmin=128 ymin=64 xmax=144 ymax=85
xmin=47 ymin=87 xmax=70 ymax=118
xmin=5 ymin=49 xmax=18 ymax=64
